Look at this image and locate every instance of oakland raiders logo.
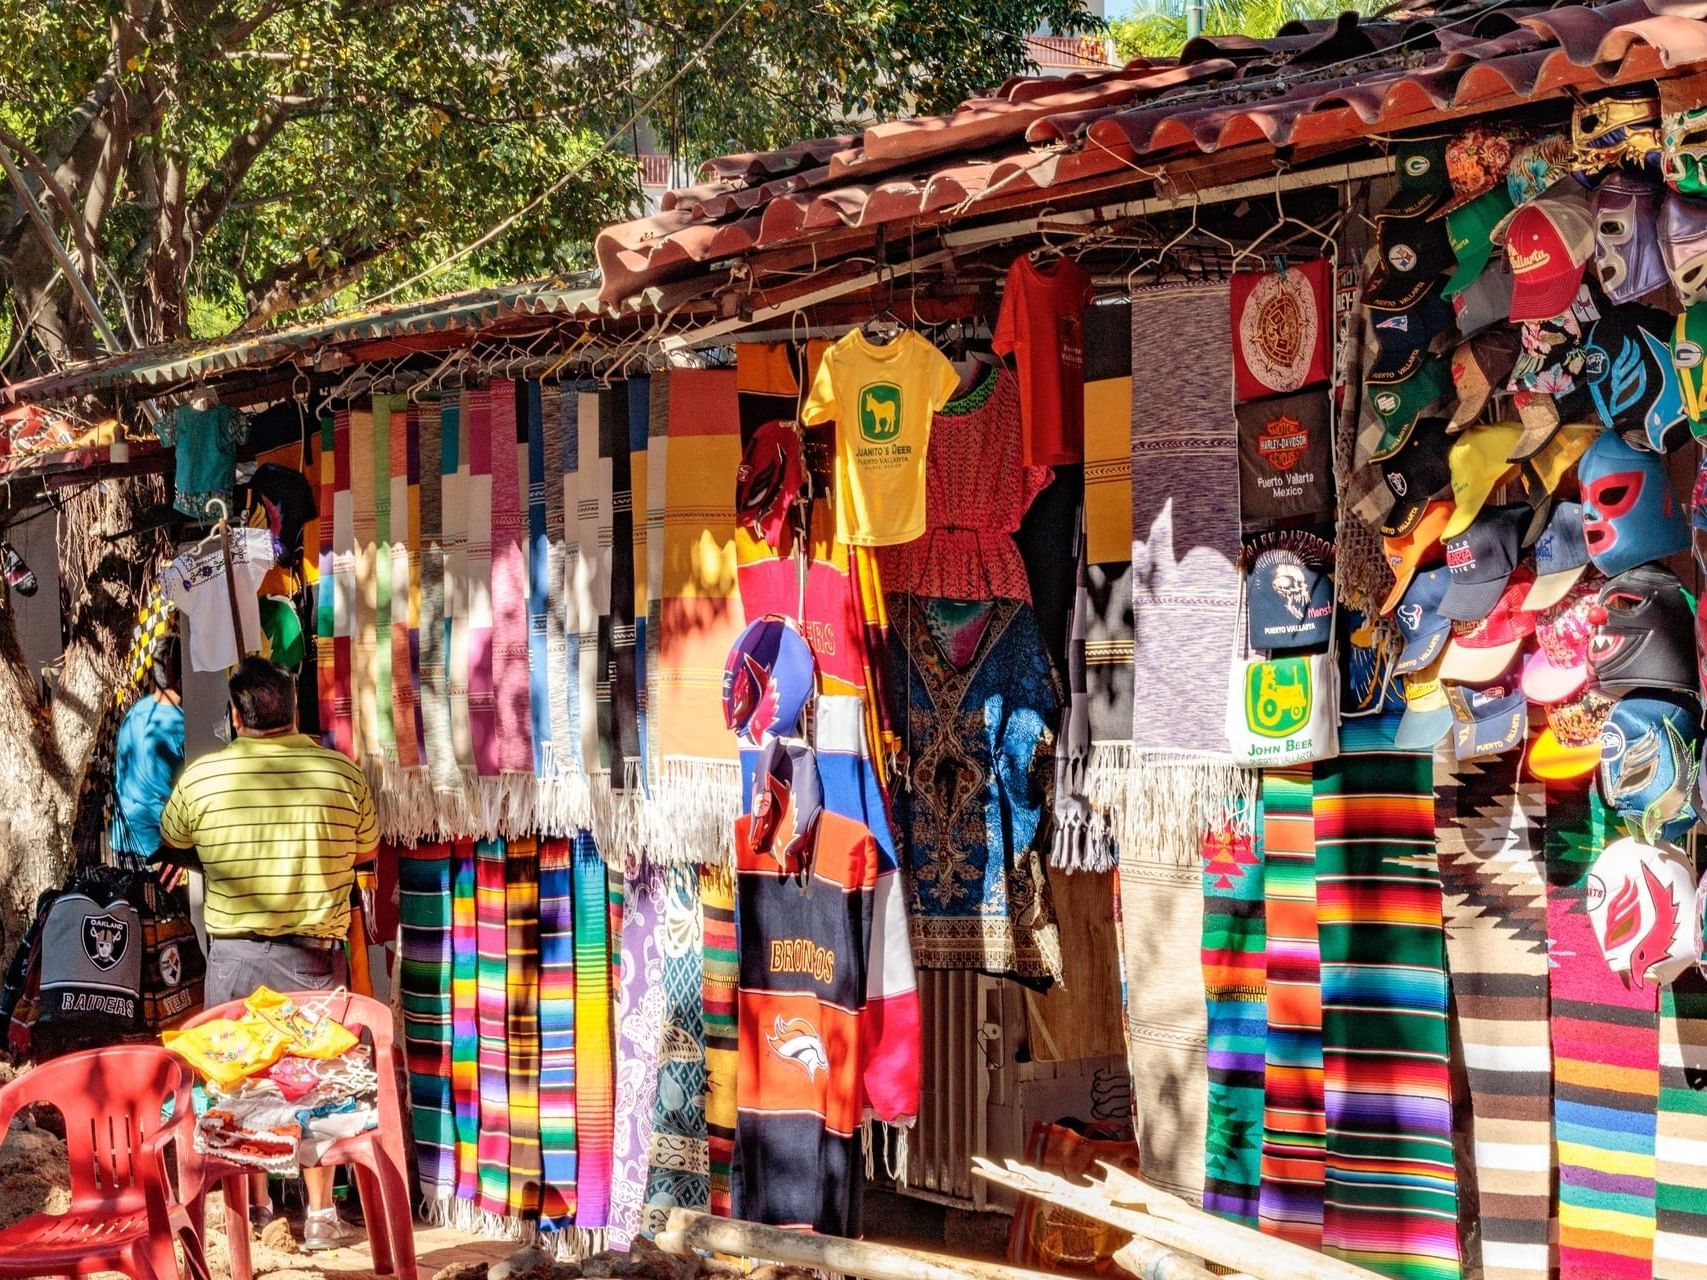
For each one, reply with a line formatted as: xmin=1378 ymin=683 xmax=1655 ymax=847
xmin=159 ymin=943 xmax=182 ymax=988
xmin=83 ymin=913 xmax=130 ymax=972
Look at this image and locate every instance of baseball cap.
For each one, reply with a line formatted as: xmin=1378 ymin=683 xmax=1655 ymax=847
xmin=1381 ymin=500 xmax=1454 ymax=614
xmin=1530 ymin=685 xmax=1617 ymax=780
xmin=1577 ymin=307 xmax=1687 ymax=448
xmin=1522 ymin=500 xmax=1590 ymax=611
xmin=1505 ymin=135 xmax=1574 ymax=205
xmin=1453 ymin=254 xmax=1516 ymax=338
xmin=1440 ymin=565 xmax=1537 ymax=683
xmin=1660 ymin=189 xmax=1707 ymax=308
xmin=1600 ymin=696 xmax=1702 ymax=845
xmin=723 ymin=615 xmax=816 ymax=743
xmin=1586 ymin=837 xmax=1700 ymax=987
xmin=1500 ymin=187 xmax=1595 ymax=322
xmin=1579 ymin=431 xmax=1688 ymax=577
xmin=1446 ymin=679 xmax=1529 ymax=759
xmin=1378 ymin=416 xmax=1452 ymax=537
xmin=741 ymin=735 xmax=824 ymax=868
xmin=1367 ymin=352 xmax=1451 ymax=459
xmin=1521 ymin=422 xmax=1598 ymax=493
xmin=1379 ymin=137 xmax=1452 ymax=220
xmin=1246 ymin=530 xmax=1334 ymax=652
xmin=1588 ymin=563 xmax=1699 ymax=697
xmin=1394 ymin=657 xmax=1454 ymax=750
xmin=736 ymin=421 xmax=806 ymax=551
xmin=1393 ymin=565 xmax=1454 ymax=674
xmin=1447 ymin=328 xmax=1522 ymax=432
xmin=1440 ymin=502 xmax=1528 ymax=623
xmin=1443 ymin=186 xmax=1519 ymax=297
xmin=1521 ymin=574 xmax=1601 ymax=702
xmin=1444 ymin=422 xmax=1524 ymax=539
xmin=1365 ymin=214 xmax=1454 ymax=311
xmin=1438 ymin=124 xmax=1527 ymax=217
xmin=1592 ymin=173 xmax=1669 ymax=306
xmin=1671 ymin=306 xmax=1707 ymax=434
xmin=1371 ymin=293 xmax=1454 ymax=361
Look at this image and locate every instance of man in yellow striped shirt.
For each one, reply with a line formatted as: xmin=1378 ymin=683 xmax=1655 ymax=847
xmin=159 ymin=656 xmax=377 ymax=1250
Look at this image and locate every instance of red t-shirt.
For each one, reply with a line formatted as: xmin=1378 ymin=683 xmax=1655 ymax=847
xmin=993 ymin=254 xmax=1092 ymax=466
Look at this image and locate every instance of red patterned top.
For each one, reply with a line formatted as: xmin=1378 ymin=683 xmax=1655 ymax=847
xmin=878 ymin=363 xmax=1053 ymax=602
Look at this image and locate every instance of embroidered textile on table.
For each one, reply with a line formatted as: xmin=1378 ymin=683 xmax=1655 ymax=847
xmin=1117 ymin=814 xmax=1209 ymax=1203
xmin=702 ymin=868 xmax=739 ymax=1215
xmin=643 ymin=864 xmax=710 ymax=1235
xmin=400 ymin=842 xmax=455 ymax=1206
xmin=573 ymin=833 xmax=616 ymax=1229
xmin=1201 ymin=800 xmax=1266 ymax=1226
xmin=1315 ymin=744 xmax=1460 ymax=1280
xmin=1257 ymin=766 xmax=1325 ymax=1247
xmin=610 ymin=867 xmax=665 ymax=1248
xmin=1657 ymin=971 xmax=1707 ymax=1280
xmin=1545 ymin=782 xmax=1659 ymax=1280
xmin=539 ymin=836 xmax=578 ymax=1229
xmin=474 ymin=838 xmax=511 ymax=1219
xmin=1435 ymin=749 xmax=1553 ymax=1280
xmin=891 ymin=595 xmax=1062 ymax=986
xmin=450 ymin=840 xmax=479 ymax=1203
xmin=504 ymin=838 xmax=543 ymax=1222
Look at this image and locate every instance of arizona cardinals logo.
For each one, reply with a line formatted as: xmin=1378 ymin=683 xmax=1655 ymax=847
xmin=1626 ymin=862 xmax=1680 ymax=991
xmin=766 ymin=1015 xmax=828 ymax=1081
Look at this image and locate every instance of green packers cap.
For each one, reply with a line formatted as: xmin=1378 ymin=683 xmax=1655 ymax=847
xmin=1381 ymin=138 xmax=1452 ymax=219
xmin=1442 ymin=186 xmax=1517 ymax=298
xmin=1672 ymin=305 xmax=1707 ymax=433
xmin=1367 ymin=352 xmax=1452 ymax=460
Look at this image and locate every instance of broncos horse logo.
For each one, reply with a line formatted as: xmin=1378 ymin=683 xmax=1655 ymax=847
xmin=766 ymin=1015 xmax=828 ymax=1081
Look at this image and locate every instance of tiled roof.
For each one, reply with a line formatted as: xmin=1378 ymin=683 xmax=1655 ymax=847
xmin=594 ymin=0 xmax=1707 ymax=304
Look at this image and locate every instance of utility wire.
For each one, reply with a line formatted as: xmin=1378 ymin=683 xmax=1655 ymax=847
xmin=359 ymin=0 xmax=757 ymax=308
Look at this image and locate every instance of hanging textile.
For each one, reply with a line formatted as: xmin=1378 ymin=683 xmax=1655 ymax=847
xmin=650 ymin=368 xmax=745 ymax=864
xmin=1545 ymin=782 xmax=1659 ymax=1280
xmin=445 ymin=397 xmax=477 ymax=784
xmin=466 ymin=388 xmax=500 ymax=783
xmin=420 ymin=398 xmax=460 ymax=801
xmin=610 ymin=867 xmax=665 ymax=1249
xmin=351 ymin=405 xmax=379 ymax=765
xmin=372 ymin=397 xmax=397 ymax=764
xmin=318 ymin=412 xmax=352 ymax=758
xmin=892 ymin=595 xmax=1062 ymax=986
xmin=1436 ymin=751 xmax=1553 ymax=1280
xmin=572 ymin=387 xmax=613 ymax=824
xmin=1201 ymin=800 xmax=1266 ymax=1227
xmin=538 ymin=836 xmax=578 ymax=1229
xmin=474 ymin=837 xmax=510 ymax=1220
xmin=1657 ymin=971 xmax=1707 ymax=1280
xmin=526 ymin=383 xmax=554 ymax=781
xmin=604 ymin=384 xmax=642 ymax=801
xmin=1116 ymin=813 xmax=1211 ymax=1203
xmin=702 ymin=868 xmax=739 ymax=1216
xmin=626 ymin=377 xmax=652 ymax=801
xmin=645 ymin=376 xmax=669 ymax=791
xmin=491 ymin=382 xmax=535 ymax=797
xmin=400 ymin=842 xmax=454 ymax=1208
xmin=1315 ymin=744 xmax=1460 ymax=1280
xmin=642 ymin=864 xmax=710 ymax=1236
xmin=388 ymin=397 xmax=423 ymax=778
xmin=450 ymin=840 xmax=479 ymax=1205
xmin=573 ymin=833 xmax=615 ymax=1230
xmin=540 ymin=383 xmax=588 ymax=831
xmin=1257 ymin=766 xmax=1325 ymax=1247
xmin=505 ymin=837 xmax=543 ymax=1222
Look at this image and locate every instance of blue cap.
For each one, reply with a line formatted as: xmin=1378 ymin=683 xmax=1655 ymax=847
xmin=1247 ymin=533 xmax=1334 ymax=652
xmin=723 ymin=616 xmax=816 ymax=743
xmin=1579 ymin=431 xmax=1688 ymax=578
xmin=1439 ymin=504 xmax=1527 ymax=623
xmin=1523 ymin=501 xmax=1590 ymax=611
xmin=1393 ymin=566 xmax=1454 ymax=674
xmin=1447 ymin=680 xmax=1528 ymax=758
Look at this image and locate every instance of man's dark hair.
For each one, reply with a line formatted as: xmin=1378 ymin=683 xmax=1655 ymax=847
xmin=229 ymin=656 xmax=296 ymax=731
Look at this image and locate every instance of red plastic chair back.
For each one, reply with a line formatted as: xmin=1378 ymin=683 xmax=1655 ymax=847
xmin=3 ymin=1044 xmax=192 ymax=1219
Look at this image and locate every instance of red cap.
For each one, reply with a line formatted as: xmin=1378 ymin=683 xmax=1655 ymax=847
xmin=1502 ymin=193 xmax=1594 ymax=322
xmin=1439 ymin=566 xmax=1537 ymax=682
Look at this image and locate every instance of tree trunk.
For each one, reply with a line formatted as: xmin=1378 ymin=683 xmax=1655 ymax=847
xmin=0 ymin=473 xmax=167 ymax=953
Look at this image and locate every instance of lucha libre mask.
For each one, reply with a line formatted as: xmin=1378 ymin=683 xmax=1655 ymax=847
xmin=1588 ymin=564 xmax=1699 ymax=697
xmin=1661 ymin=190 xmax=1707 ymax=308
xmin=1662 ymin=104 xmax=1707 ymax=197
xmin=1593 ymin=175 xmax=1668 ymax=305
xmin=1578 ymin=431 xmax=1689 ymax=576
xmin=1587 ymin=837 xmax=1700 ymax=988
xmin=1573 ymin=89 xmax=1662 ymax=176
xmin=1599 ymin=695 xmax=1701 ymax=845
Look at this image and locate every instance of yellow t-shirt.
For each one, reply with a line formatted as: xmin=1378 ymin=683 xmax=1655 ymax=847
xmin=801 ymin=330 xmax=959 ymax=547
xmin=158 ymin=734 xmax=379 ymax=939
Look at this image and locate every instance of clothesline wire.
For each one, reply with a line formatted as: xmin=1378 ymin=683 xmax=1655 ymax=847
xmin=358 ymin=0 xmax=758 ymax=309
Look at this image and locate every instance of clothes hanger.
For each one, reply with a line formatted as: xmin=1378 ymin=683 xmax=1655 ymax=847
xmin=861 ymin=262 xmax=903 ymax=344
xmin=1229 ymin=175 xmax=1343 ymax=273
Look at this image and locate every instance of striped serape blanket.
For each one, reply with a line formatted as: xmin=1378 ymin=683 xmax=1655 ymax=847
xmin=701 ymin=867 xmax=739 ymax=1215
xmin=538 ymin=836 xmax=578 ymax=1229
xmin=474 ymin=837 xmax=510 ymax=1220
xmin=1657 ymin=971 xmax=1707 ymax=1280
xmin=505 ymin=836 xmax=543 ymax=1222
xmin=400 ymin=842 xmax=454 ymax=1206
xmin=573 ymin=832 xmax=615 ymax=1229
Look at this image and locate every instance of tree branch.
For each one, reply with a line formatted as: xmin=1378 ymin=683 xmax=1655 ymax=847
xmin=239 ymin=237 xmax=401 ymax=330
xmin=186 ymin=92 xmax=312 ymax=242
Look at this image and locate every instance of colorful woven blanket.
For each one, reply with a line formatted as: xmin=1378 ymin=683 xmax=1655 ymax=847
xmin=642 ymin=864 xmax=710 ymax=1236
xmin=474 ymin=838 xmax=510 ymax=1219
xmin=505 ymin=837 xmax=543 ymax=1222
xmin=1657 ymin=971 xmax=1707 ymax=1280
xmin=1545 ymin=782 xmax=1658 ymax=1280
xmin=466 ymin=389 xmax=499 ymax=784
xmin=450 ymin=840 xmax=479 ymax=1203
xmin=1436 ymin=751 xmax=1552 ymax=1280
xmin=573 ymin=833 xmax=615 ymax=1228
xmin=1257 ymin=766 xmax=1324 ymax=1247
xmin=400 ymin=842 xmax=454 ymax=1206
xmin=490 ymin=381 xmax=534 ymax=784
xmin=1201 ymin=800 xmax=1266 ymax=1226
xmin=702 ymin=868 xmax=739 ymax=1216
xmin=539 ymin=836 xmax=578 ymax=1228
xmin=610 ymin=867 xmax=665 ymax=1248
xmin=1316 ymin=746 xmax=1460 ymax=1280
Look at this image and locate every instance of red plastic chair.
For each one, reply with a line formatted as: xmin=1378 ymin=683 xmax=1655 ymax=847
xmin=0 ymin=1044 xmax=210 ymax=1280
xmin=177 ymin=990 xmax=416 ymax=1280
